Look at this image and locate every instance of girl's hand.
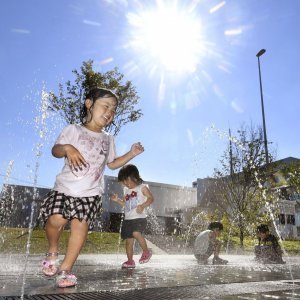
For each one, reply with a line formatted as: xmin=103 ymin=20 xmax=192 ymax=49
xmin=111 ymin=193 xmax=119 ymax=202
xmin=131 ymin=142 xmax=144 ymax=156
xmin=136 ymin=204 xmax=144 ymax=214
xmin=65 ymin=145 xmax=87 ymax=169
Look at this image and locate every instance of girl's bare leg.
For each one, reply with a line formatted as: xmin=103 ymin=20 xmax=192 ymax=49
xmin=125 ymin=238 xmax=135 ymax=261
xmin=42 ymin=214 xmax=68 ymax=275
xmin=59 ymin=219 xmax=89 ymax=271
xmin=133 ymin=231 xmax=148 ymax=251
xmin=45 ymin=214 xmax=68 ymax=257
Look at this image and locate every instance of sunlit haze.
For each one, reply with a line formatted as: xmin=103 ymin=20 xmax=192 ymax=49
xmin=126 ymin=2 xmax=205 ymax=73
xmin=1 ymin=0 xmax=300 ymax=189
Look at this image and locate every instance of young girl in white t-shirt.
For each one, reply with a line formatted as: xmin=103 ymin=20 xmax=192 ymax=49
xmin=111 ymin=164 xmax=154 ymax=269
xmin=40 ymin=88 xmax=144 ymax=288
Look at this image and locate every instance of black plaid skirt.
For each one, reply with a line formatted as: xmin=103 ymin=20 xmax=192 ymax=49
xmin=39 ymin=190 xmax=102 ymax=226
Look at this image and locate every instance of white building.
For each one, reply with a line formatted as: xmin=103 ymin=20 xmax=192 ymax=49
xmin=1 ymin=157 xmax=299 ymax=239
xmin=192 ymin=157 xmax=300 ymax=240
xmin=102 ymin=176 xmax=197 ymax=234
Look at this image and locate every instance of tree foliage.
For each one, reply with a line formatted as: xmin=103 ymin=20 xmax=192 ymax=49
xmin=282 ymin=161 xmax=300 ymax=194
xmin=47 ymin=60 xmax=142 ymax=135
xmin=206 ymin=124 xmax=276 ymax=248
xmin=280 ymin=160 xmax=300 ymax=214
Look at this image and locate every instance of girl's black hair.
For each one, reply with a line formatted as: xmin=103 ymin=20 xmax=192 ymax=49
xmin=118 ymin=164 xmax=143 ymax=184
xmin=208 ymin=222 xmax=223 ymax=231
xmin=79 ymin=87 xmax=118 ymax=124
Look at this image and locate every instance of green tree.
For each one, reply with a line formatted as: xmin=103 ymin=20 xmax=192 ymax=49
xmin=282 ymin=160 xmax=300 ymax=194
xmin=281 ymin=160 xmax=300 ymax=216
xmin=209 ymin=124 xmax=276 ymax=248
xmin=47 ymin=60 xmax=142 ymax=135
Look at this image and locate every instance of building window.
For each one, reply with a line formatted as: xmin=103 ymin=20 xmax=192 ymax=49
xmin=286 ymin=214 xmax=295 ymax=225
xmin=279 ymin=214 xmax=285 ymax=225
xmin=165 ymin=217 xmax=182 ymax=235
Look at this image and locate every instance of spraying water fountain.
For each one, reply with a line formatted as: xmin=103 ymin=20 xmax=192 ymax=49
xmin=0 ymin=98 xmax=300 ymax=299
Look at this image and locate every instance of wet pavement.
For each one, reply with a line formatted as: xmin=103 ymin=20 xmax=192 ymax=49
xmin=1 ymin=254 xmax=300 ymax=299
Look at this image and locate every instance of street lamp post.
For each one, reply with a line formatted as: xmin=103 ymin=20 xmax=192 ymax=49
xmin=256 ymin=48 xmax=269 ymax=164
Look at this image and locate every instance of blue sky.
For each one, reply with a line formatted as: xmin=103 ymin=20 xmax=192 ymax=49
xmin=1 ymin=0 xmax=300 ymax=190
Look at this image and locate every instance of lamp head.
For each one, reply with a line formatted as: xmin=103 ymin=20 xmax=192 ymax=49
xmin=256 ymin=49 xmax=266 ymax=57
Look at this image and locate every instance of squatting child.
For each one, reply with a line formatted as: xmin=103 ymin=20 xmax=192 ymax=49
xmin=254 ymin=224 xmax=285 ymax=264
xmin=194 ymin=221 xmax=228 ymax=265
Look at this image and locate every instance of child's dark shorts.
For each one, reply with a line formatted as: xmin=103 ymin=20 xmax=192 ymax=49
xmin=39 ymin=190 xmax=102 ymax=227
xmin=121 ymin=218 xmax=147 ymax=240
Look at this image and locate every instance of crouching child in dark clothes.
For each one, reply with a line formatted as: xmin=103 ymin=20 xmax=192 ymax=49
xmin=254 ymin=224 xmax=285 ymax=264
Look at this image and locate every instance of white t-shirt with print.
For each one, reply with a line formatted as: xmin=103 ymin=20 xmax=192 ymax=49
xmin=124 ymin=183 xmax=148 ymax=220
xmin=53 ymin=124 xmax=116 ymax=197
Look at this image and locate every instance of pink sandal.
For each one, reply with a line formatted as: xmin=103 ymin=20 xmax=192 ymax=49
xmin=56 ymin=270 xmax=77 ymax=288
xmin=42 ymin=252 xmax=59 ymax=276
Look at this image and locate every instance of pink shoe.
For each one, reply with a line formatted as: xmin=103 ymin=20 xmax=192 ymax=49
xmin=56 ymin=270 xmax=77 ymax=288
xmin=139 ymin=250 xmax=152 ymax=264
xmin=42 ymin=252 xmax=59 ymax=276
xmin=122 ymin=260 xmax=135 ymax=269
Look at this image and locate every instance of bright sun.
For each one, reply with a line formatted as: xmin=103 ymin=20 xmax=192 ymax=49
xmin=126 ymin=3 xmax=205 ymax=73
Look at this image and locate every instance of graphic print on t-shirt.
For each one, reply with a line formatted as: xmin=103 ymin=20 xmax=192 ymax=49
xmin=125 ymin=190 xmax=139 ymax=213
xmin=78 ymin=131 xmax=110 ymax=181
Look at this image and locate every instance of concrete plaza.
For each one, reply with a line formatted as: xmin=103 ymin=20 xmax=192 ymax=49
xmin=1 ymin=254 xmax=300 ymax=299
